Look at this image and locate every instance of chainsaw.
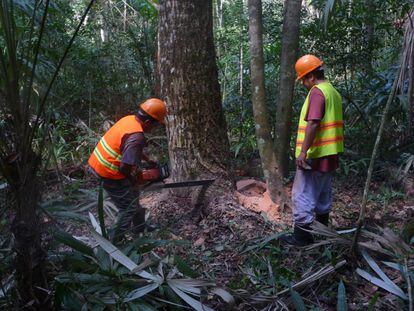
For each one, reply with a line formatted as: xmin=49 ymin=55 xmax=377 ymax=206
xmin=137 ymin=162 xmax=170 ymax=184
xmin=138 ymin=162 xmax=215 ymax=190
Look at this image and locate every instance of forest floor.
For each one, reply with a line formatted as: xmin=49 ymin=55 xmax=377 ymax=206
xmin=57 ymin=169 xmax=413 ymax=310
xmin=143 ymin=177 xmax=413 ymax=309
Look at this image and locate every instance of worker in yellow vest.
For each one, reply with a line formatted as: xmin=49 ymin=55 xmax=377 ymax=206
xmin=88 ymin=98 xmax=167 ymax=241
xmin=281 ymin=55 xmax=344 ymax=246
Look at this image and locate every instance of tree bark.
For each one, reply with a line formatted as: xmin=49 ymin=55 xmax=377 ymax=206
xmin=238 ymin=9 xmax=244 ymax=142
xmin=217 ymin=0 xmax=223 ymax=28
xmin=273 ymin=0 xmax=302 ymax=177
xmin=158 ymin=0 xmax=232 ymax=195
xmin=408 ymin=41 xmax=414 ymax=138
xmin=364 ymin=0 xmax=375 ymax=76
xmin=248 ymin=0 xmax=287 ymax=204
xmin=154 ymin=29 xmax=161 ymax=98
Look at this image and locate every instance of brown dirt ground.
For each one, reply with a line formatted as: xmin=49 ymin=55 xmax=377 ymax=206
xmin=138 ymin=177 xmax=413 ymax=310
xmin=59 ymin=170 xmax=414 ymax=310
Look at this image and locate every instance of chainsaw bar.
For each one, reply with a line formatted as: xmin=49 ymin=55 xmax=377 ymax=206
xmin=143 ymin=179 xmax=215 ymax=192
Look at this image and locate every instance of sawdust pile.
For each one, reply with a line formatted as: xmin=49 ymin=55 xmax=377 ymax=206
xmin=234 ymin=179 xmax=282 ymax=222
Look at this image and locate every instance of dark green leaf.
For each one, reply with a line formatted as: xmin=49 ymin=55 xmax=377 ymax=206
xmin=367 ymin=293 xmax=380 ymax=311
xmin=54 ymin=230 xmax=94 ymax=256
xmin=174 ymin=255 xmax=199 ymax=278
xmin=290 ymin=288 xmax=306 ymax=311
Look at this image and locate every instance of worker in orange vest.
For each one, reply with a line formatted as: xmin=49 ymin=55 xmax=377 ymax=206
xmin=281 ymin=55 xmax=344 ymax=246
xmin=88 ymin=98 xmax=167 ymax=241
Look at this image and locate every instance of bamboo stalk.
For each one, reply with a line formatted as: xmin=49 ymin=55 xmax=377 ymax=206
xmin=351 ymin=67 xmax=401 ymax=256
xmin=22 ymin=0 xmax=50 ymax=167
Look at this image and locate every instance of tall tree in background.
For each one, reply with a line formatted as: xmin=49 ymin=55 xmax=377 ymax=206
xmin=238 ymin=0 xmax=245 ymax=143
xmin=248 ymin=0 xmax=286 ymax=203
xmin=274 ymin=0 xmax=302 ymax=177
xmin=158 ymin=0 xmax=232 ymax=190
xmin=363 ymin=0 xmax=375 ymax=76
xmin=399 ymin=7 xmax=414 ymax=139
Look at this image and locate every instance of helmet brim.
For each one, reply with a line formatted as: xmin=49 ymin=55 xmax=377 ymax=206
xmin=296 ymin=62 xmax=324 ymax=81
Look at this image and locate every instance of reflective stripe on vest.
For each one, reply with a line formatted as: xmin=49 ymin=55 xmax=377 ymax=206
xmin=100 ymin=137 xmax=122 ymax=161
xmin=88 ymin=115 xmax=143 ymax=179
xmin=295 ymin=82 xmax=344 ymax=159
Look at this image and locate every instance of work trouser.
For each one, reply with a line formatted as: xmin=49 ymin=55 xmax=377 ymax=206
xmin=292 ymin=169 xmax=333 ymax=226
xmin=101 ymin=178 xmax=146 ymax=238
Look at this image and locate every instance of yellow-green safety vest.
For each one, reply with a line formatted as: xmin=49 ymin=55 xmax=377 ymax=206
xmin=295 ymin=81 xmax=344 ymax=159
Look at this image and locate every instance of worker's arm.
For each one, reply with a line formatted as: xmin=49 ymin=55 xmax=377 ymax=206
xmin=119 ymin=163 xmax=137 ymax=184
xmin=296 ymin=120 xmax=320 ymax=169
xmin=297 ymin=87 xmax=325 ymax=169
xmin=120 ymin=133 xmax=146 ymax=184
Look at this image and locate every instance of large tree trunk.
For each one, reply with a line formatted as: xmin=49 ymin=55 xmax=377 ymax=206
xmin=158 ymin=0 xmax=232 ymax=194
xmin=363 ymin=0 xmax=375 ymax=76
xmin=408 ymin=46 xmax=414 ymax=138
xmin=273 ymin=0 xmax=301 ymax=177
xmin=238 ymin=7 xmax=244 ymax=143
xmin=248 ymin=0 xmax=286 ymax=204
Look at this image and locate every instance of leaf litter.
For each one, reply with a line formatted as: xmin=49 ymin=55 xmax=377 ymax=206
xmin=54 ymin=174 xmax=414 ymax=309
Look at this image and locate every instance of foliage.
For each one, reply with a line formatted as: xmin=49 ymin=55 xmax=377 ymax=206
xmin=233 ymin=222 xmax=413 ymax=309
xmin=0 ymin=0 xmax=413 ymax=308
xmin=53 ymin=230 xmax=226 ymax=310
xmin=217 ymin=0 xmax=414 ymax=164
xmin=51 ymin=201 xmax=233 ymax=310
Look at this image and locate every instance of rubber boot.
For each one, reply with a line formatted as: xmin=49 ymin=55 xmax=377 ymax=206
xmin=315 ymin=213 xmax=329 ymax=226
xmin=280 ymin=225 xmax=314 ymax=246
xmin=132 ymin=209 xmax=158 ymax=233
xmin=110 ymin=210 xmax=133 ymax=244
xmin=132 ymin=208 xmax=146 ymax=233
xmin=108 ymin=227 xmax=127 ymax=245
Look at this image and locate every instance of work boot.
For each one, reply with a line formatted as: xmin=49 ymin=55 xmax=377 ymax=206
xmin=132 ymin=222 xmax=159 ymax=234
xmin=315 ymin=213 xmax=329 ymax=226
xmin=132 ymin=210 xmax=159 ymax=233
xmin=280 ymin=225 xmax=314 ymax=246
xmin=131 ymin=208 xmax=146 ymax=233
xmin=144 ymin=223 xmax=159 ymax=232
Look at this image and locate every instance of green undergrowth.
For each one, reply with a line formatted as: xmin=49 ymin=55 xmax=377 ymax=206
xmin=1 ymin=175 xmax=413 ymax=309
xmin=231 ymin=233 xmax=350 ymax=309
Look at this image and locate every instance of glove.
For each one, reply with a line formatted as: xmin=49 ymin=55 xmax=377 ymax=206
xmin=135 ymin=169 xmax=161 ymax=186
xmin=136 ymin=171 xmax=146 ymax=185
xmin=142 ymin=168 xmax=160 ymax=181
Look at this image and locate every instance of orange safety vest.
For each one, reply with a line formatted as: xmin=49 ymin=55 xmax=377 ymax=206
xmin=88 ymin=115 xmax=143 ymax=179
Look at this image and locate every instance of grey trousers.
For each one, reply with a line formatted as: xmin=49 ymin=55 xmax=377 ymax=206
xmin=101 ymin=178 xmax=145 ymax=237
xmin=292 ymin=169 xmax=333 ymax=226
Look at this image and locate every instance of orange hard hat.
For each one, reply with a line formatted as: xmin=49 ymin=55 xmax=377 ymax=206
xmin=140 ymin=98 xmax=167 ymax=124
xmin=295 ymin=55 xmax=323 ymax=81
